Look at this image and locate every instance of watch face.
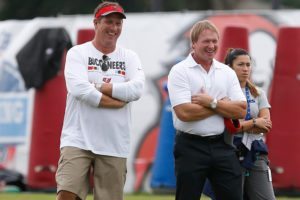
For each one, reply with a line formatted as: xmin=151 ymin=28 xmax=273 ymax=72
xmin=211 ymin=103 xmax=216 ymax=109
xmin=210 ymin=99 xmax=217 ymax=109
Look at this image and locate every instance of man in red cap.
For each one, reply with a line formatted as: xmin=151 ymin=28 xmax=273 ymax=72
xmin=55 ymin=1 xmax=145 ymax=200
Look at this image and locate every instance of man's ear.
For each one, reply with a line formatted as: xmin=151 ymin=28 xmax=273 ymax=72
xmin=93 ymin=19 xmax=98 ymax=28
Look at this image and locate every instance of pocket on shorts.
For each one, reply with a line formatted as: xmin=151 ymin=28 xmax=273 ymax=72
xmin=57 ymin=148 xmax=66 ymax=166
xmin=55 ymin=152 xmax=66 ymax=184
xmin=58 ymin=155 xmax=64 ymax=165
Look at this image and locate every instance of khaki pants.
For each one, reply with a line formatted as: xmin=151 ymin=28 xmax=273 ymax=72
xmin=56 ymin=146 xmax=127 ymax=200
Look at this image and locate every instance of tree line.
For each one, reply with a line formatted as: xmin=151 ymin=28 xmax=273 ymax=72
xmin=0 ymin=0 xmax=299 ymax=20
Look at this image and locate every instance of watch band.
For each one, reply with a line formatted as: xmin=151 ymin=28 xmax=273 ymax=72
xmin=210 ymin=98 xmax=217 ymax=109
xmin=253 ymin=118 xmax=256 ymax=127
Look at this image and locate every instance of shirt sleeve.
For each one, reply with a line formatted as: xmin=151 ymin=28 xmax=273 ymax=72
xmin=64 ymin=47 xmax=102 ymax=107
xmin=112 ymin=52 xmax=145 ymax=102
xmin=167 ymin=65 xmax=191 ymax=108
xmin=258 ymin=88 xmax=271 ymax=109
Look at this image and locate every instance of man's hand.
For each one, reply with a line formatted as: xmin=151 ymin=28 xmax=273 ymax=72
xmin=96 ymin=82 xmax=113 ymax=97
xmin=98 ymin=94 xmax=127 ymax=108
xmin=191 ymin=93 xmax=213 ymax=108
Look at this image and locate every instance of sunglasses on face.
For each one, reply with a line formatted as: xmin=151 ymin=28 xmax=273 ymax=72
xmin=101 ymin=55 xmax=110 ymax=71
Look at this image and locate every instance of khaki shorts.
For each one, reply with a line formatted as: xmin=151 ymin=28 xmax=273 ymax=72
xmin=56 ymin=146 xmax=127 ymax=200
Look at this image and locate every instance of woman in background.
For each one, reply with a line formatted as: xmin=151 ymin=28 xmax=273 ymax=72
xmin=204 ymin=48 xmax=276 ymax=200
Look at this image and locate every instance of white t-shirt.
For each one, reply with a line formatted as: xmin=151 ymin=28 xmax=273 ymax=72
xmin=168 ymin=53 xmax=246 ymax=136
xmin=242 ymin=87 xmax=271 ymax=149
xmin=60 ymin=41 xmax=145 ymax=158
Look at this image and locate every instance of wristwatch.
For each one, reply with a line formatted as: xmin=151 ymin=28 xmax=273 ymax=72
xmin=253 ymin=118 xmax=256 ymax=127
xmin=94 ymin=83 xmax=103 ymax=91
xmin=210 ymin=98 xmax=218 ymax=109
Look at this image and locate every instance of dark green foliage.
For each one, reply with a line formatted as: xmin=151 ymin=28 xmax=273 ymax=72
xmin=0 ymin=0 xmax=299 ymax=20
xmin=0 ymin=0 xmax=100 ymax=20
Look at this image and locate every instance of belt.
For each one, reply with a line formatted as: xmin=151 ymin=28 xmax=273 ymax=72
xmin=177 ymin=130 xmax=223 ymax=142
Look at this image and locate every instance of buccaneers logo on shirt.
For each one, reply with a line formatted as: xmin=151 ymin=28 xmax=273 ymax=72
xmin=88 ymin=56 xmax=126 ymax=76
xmin=103 ymin=77 xmax=112 ymax=83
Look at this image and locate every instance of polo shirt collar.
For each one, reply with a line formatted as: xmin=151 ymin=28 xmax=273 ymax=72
xmin=186 ymin=53 xmax=222 ymax=70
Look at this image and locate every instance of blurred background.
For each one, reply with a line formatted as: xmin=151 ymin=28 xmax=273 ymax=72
xmin=0 ymin=0 xmax=298 ymax=20
xmin=1 ymin=0 xmax=300 ymax=198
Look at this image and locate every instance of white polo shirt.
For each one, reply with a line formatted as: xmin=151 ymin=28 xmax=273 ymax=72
xmin=168 ymin=53 xmax=246 ymax=136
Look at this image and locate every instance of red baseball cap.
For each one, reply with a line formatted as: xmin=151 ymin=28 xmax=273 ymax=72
xmin=95 ymin=4 xmax=126 ymax=19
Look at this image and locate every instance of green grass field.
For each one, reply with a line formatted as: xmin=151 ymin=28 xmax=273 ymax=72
xmin=0 ymin=193 xmax=299 ymax=200
xmin=1 ymin=193 xmax=178 ymax=200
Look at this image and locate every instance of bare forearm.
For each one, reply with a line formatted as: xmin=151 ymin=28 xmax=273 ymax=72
xmin=191 ymin=93 xmax=246 ymax=119
xmin=240 ymin=119 xmax=261 ymax=133
xmin=215 ymin=100 xmax=246 ymax=119
xmin=99 ymin=83 xmax=113 ymax=97
xmin=98 ymin=94 xmax=126 ymax=108
xmin=174 ymin=103 xmax=215 ymax=122
xmin=240 ymin=117 xmax=271 ymax=134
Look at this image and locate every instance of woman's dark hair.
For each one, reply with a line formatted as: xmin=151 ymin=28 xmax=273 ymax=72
xmin=224 ymin=48 xmax=259 ymax=97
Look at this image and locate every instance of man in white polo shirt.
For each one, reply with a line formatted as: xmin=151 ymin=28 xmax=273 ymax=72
xmin=168 ymin=20 xmax=246 ymax=200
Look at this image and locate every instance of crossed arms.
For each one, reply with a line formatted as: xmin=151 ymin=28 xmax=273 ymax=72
xmin=174 ymin=92 xmax=247 ymax=122
xmin=175 ymin=92 xmax=271 ymax=134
